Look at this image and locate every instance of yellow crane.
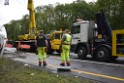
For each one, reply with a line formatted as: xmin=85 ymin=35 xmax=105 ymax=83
xmin=27 ymin=0 xmax=36 ymax=40
xmin=4 ymin=0 xmax=63 ymax=53
xmin=18 ymin=0 xmax=36 ymax=40
xmin=15 ymin=0 xmax=37 ymax=51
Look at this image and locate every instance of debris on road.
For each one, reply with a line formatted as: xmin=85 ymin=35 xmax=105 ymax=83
xmin=4 ymin=47 xmax=17 ymax=53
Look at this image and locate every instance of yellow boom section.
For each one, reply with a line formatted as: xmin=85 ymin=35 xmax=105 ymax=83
xmin=27 ymin=0 xmax=36 ymax=40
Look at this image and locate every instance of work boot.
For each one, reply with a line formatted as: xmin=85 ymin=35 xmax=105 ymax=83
xmin=60 ymin=62 xmax=65 ymax=66
xmin=43 ymin=61 xmax=47 ymax=67
xmin=66 ymin=62 xmax=71 ymax=66
xmin=39 ymin=61 xmax=41 ymax=67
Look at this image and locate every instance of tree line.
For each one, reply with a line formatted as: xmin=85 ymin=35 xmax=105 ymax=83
xmin=4 ymin=0 xmax=124 ymax=40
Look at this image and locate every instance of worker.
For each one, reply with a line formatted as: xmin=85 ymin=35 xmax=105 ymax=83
xmin=35 ymin=30 xmax=48 ymax=67
xmin=60 ymin=29 xmax=71 ymax=66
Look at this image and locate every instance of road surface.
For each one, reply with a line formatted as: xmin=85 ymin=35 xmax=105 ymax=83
xmin=3 ymin=51 xmax=124 ymax=83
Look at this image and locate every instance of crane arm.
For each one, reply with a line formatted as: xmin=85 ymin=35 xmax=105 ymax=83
xmin=27 ymin=0 xmax=36 ymax=38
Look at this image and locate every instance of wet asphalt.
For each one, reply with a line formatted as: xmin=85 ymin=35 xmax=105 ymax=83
xmin=3 ymin=51 xmax=124 ymax=83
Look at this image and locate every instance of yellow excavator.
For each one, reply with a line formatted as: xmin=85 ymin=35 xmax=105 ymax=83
xmin=15 ymin=0 xmax=37 ymax=51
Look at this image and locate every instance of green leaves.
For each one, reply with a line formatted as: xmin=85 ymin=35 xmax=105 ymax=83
xmin=97 ymin=0 xmax=124 ymax=30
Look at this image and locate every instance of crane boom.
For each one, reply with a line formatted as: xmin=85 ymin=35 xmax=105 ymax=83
xmin=27 ymin=0 xmax=36 ymax=39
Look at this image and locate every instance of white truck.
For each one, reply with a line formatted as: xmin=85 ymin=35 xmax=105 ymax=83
xmin=71 ymin=20 xmax=95 ymax=59
xmin=71 ymin=12 xmax=124 ymax=61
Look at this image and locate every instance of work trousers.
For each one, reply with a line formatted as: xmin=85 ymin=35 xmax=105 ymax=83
xmin=61 ymin=45 xmax=70 ymax=62
xmin=37 ymin=47 xmax=47 ymax=61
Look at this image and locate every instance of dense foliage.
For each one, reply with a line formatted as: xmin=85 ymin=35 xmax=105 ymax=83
xmin=4 ymin=0 xmax=124 ymax=40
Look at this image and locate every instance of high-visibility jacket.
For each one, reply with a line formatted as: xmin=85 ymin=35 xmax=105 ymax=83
xmin=63 ymin=34 xmax=71 ymax=45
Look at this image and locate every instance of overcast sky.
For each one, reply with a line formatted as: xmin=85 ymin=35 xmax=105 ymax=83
xmin=0 ymin=0 xmax=96 ymax=25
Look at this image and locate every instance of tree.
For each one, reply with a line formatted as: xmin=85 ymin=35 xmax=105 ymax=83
xmin=96 ymin=0 xmax=124 ymax=29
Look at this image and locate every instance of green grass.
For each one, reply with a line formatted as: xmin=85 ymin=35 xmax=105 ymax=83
xmin=0 ymin=58 xmax=96 ymax=83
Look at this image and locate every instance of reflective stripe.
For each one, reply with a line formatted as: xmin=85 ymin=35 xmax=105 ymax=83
xmin=62 ymin=43 xmax=70 ymax=45
xmin=18 ymin=45 xmax=30 ymax=49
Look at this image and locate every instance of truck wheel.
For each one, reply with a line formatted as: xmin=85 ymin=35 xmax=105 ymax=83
xmin=77 ymin=46 xmax=87 ymax=59
xmin=95 ymin=47 xmax=110 ymax=61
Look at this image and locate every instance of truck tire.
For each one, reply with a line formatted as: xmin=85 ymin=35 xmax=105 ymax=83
xmin=77 ymin=46 xmax=87 ymax=59
xmin=95 ymin=47 xmax=111 ymax=61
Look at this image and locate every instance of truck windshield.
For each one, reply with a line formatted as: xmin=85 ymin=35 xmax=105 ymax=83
xmin=71 ymin=25 xmax=80 ymax=34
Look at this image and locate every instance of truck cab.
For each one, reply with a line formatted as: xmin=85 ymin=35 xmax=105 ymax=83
xmin=71 ymin=20 xmax=95 ymax=59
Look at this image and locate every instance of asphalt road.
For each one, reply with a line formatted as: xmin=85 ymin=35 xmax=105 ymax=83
xmin=4 ymin=51 xmax=124 ymax=83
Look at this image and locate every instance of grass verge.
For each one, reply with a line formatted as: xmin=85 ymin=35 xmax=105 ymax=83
xmin=0 ymin=58 xmax=96 ymax=83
